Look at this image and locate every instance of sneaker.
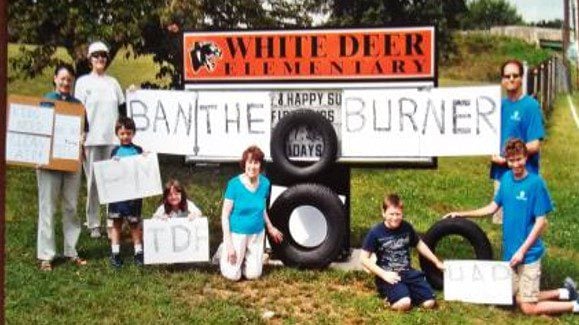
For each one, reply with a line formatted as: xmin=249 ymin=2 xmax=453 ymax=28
xmin=110 ymin=253 xmax=123 ymax=268
xmin=134 ymin=252 xmax=144 ymax=266
xmin=564 ymin=277 xmax=578 ymax=301
xmin=90 ymin=228 xmax=102 ymax=239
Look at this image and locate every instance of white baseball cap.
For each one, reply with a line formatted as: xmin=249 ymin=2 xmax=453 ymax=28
xmin=87 ymin=41 xmax=109 ymax=57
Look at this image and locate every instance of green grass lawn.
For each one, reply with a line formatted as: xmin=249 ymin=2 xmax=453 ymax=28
xmin=5 ymin=39 xmax=579 ymax=323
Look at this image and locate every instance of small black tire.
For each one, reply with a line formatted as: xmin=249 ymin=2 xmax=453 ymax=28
xmin=268 ymin=183 xmax=346 ymax=269
xmin=418 ymin=218 xmax=493 ymax=290
xmin=270 ymin=110 xmax=337 ymax=180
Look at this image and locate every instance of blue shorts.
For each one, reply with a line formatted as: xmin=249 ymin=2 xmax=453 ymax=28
xmin=375 ymin=269 xmax=435 ymax=304
xmin=108 ymin=199 xmax=142 ymax=225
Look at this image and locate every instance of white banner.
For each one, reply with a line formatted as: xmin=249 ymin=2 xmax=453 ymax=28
xmin=143 ymin=217 xmax=210 ymax=264
xmin=93 ymin=153 xmax=163 ymax=204
xmin=444 ymin=260 xmax=513 ymax=305
xmin=341 ymin=86 xmax=501 ymax=157
xmin=128 ymin=89 xmax=271 ymax=158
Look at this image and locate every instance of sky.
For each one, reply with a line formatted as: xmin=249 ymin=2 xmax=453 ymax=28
xmin=508 ymin=0 xmax=564 ymax=23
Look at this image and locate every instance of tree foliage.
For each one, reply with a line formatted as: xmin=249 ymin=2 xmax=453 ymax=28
xmin=8 ymin=0 xmax=325 ymax=88
xmin=530 ymin=19 xmax=563 ymax=29
xmin=324 ymin=0 xmax=467 ymax=62
xmin=463 ymin=0 xmax=523 ymax=30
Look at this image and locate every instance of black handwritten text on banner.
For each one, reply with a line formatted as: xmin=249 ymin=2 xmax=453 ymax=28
xmin=128 ymin=90 xmax=271 ymax=158
xmin=340 ymin=86 xmax=501 ymax=157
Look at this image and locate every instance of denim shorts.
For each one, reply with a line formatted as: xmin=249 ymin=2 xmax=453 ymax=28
xmin=375 ymin=269 xmax=435 ymax=304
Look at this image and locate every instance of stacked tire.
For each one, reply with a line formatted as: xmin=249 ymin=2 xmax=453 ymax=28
xmin=268 ymin=110 xmax=346 ymax=269
xmin=418 ymin=218 xmax=493 ymax=289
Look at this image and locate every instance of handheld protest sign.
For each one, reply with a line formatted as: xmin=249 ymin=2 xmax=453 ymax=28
xmin=93 ymin=153 xmax=163 ymax=204
xmin=444 ymin=260 xmax=513 ymax=305
xmin=6 ymin=95 xmax=84 ymax=172
xmin=143 ymin=217 xmax=210 ymax=264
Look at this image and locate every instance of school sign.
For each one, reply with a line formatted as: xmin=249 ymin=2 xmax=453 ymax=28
xmin=183 ymin=27 xmax=435 ymax=85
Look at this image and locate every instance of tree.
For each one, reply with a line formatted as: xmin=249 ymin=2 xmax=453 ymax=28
xmin=530 ymin=19 xmax=563 ymax=29
xmin=463 ymin=0 xmax=524 ymax=30
xmin=324 ymin=0 xmax=467 ymax=62
xmin=8 ymin=0 xmax=325 ymax=88
xmin=8 ymin=0 xmax=161 ymax=78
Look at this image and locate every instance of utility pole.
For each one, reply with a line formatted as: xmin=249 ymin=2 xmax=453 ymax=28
xmin=564 ymin=0 xmax=570 ymax=55
xmin=0 ymin=0 xmax=7 ymax=322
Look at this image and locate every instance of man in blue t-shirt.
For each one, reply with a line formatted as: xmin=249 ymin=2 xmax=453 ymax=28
xmin=446 ymin=138 xmax=579 ymax=315
xmin=491 ymin=59 xmax=545 ymax=224
xmin=360 ymin=193 xmax=444 ymax=312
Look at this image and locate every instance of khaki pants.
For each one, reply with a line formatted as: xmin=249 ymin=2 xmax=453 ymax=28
xmin=220 ymin=231 xmax=265 ymax=281
xmin=83 ymin=145 xmax=114 ymax=229
xmin=36 ymin=169 xmax=82 ymax=260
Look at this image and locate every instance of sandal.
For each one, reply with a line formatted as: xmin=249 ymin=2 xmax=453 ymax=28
xmin=69 ymin=257 xmax=87 ymax=266
xmin=40 ymin=260 xmax=52 ymax=271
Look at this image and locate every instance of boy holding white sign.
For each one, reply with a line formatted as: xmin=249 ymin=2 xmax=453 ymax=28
xmin=360 ymin=193 xmax=445 ymax=311
xmin=445 ymin=138 xmax=579 ymax=315
xmin=108 ymin=117 xmax=145 ymax=268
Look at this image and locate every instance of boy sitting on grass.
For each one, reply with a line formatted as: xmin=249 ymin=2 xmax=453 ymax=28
xmin=360 ymin=193 xmax=445 ymax=311
xmin=445 ymin=138 xmax=579 ymax=315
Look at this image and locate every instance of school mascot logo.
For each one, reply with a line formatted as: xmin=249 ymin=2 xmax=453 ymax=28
xmin=190 ymin=41 xmax=222 ymax=73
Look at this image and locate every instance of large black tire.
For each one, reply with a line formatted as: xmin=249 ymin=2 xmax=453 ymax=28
xmin=418 ymin=218 xmax=493 ymax=290
xmin=268 ymin=183 xmax=346 ymax=269
xmin=270 ymin=110 xmax=338 ymax=180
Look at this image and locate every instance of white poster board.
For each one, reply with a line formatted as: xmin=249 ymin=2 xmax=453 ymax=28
xmin=444 ymin=260 xmax=513 ymax=305
xmin=341 ymin=86 xmax=501 ymax=157
xmin=6 ymin=132 xmax=51 ymax=165
xmin=8 ymin=104 xmax=54 ymax=135
xmin=52 ymin=114 xmax=82 ymax=160
xmin=127 ymin=89 xmax=271 ymax=159
xmin=143 ymin=217 xmax=210 ymax=264
xmin=93 ymin=153 xmax=163 ymax=204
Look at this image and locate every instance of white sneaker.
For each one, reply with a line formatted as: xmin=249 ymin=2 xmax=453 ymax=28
xmin=90 ymin=228 xmax=102 ymax=239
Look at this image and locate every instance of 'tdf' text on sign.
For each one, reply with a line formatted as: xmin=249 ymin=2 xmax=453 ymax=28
xmin=143 ymin=218 xmax=210 ymax=264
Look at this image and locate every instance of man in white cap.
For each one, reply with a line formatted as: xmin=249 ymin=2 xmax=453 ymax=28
xmin=74 ymin=41 xmax=126 ymax=238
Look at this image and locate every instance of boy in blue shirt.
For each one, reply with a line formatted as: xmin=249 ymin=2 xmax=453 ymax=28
xmin=446 ymin=138 xmax=579 ymax=315
xmin=108 ymin=117 xmax=144 ymax=267
xmin=360 ymin=193 xmax=444 ymax=311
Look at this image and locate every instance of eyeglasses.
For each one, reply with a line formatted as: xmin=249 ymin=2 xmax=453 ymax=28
xmin=91 ymin=52 xmax=108 ymax=59
xmin=502 ymin=73 xmax=520 ymax=80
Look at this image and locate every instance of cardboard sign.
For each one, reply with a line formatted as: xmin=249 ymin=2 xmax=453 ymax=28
xmin=341 ymin=85 xmax=501 ymax=157
xmin=128 ymin=89 xmax=271 ymax=159
xmin=183 ymin=27 xmax=434 ymax=83
xmin=93 ymin=153 xmax=163 ymax=204
xmin=143 ymin=217 xmax=210 ymax=264
xmin=444 ymin=260 xmax=513 ymax=305
xmin=6 ymin=95 xmax=84 ymax=172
